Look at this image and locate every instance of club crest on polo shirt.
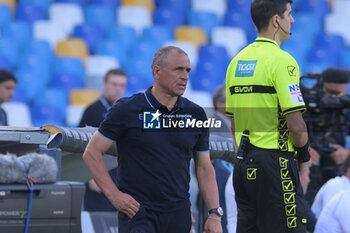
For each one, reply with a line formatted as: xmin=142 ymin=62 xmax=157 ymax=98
xmin=288 ymin=84 xmax=304 ymax=104
xmin=235 ymin=60 xmax=257 ymax=77
xmin=143 ymin=110 xmax=161 ymax=129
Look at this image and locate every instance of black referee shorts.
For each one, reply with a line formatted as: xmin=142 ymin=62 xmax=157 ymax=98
xmin=233 ymin=145 xmax=307 ymax=233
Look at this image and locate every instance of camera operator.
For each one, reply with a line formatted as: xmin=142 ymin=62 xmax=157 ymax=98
xmin=302 ymin=68 xmax=350 ymax=202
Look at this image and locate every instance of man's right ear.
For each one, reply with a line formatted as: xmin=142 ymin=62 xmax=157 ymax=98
xmin=272 ymin=15 xmax=279 ymax=28
xmin=152 ymin=65 xmax=160 ymax=79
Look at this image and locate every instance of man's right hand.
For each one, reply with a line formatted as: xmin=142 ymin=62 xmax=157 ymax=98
xmin=109 ymin=191 xmax=140 ymax=219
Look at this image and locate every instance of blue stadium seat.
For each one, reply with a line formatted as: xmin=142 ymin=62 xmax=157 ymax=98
xmin=94 ymin=39 xmax=127 ymax=68
xmin=89 ymin=0 xmax=120 ymax=8
xmin=0 ymin=56 xmax=12 ymax=71
xmin=84 ymin=4 xmax=115 ymax=33
xmin=15 ymin=4 xmax=48 ymax=23
xmin=340 ymin=49 xmax=350 ymax=68
xmin=130 ymin=41 xmax=160 ymax=63
xmin=156 ymin=0 xmax=190 ymax=15
xmin=11 ymin=86 xmax=29 ymax=103
xmin=50 ymin=73 xmax=84 ymax=94
xmin=190 ymin=72 xmax=224 ymax=94
xmin=53 ymin=57 xmax=85 ymax=78
xmin=107 ymin=25 xmax=137 ymax=52
xmin=191 ymin=61 xmax=226 ymax=94
xmin=30 ymin=105 xmax=65 ymax=127
xmin=23 ymin=40 xmax=53 ymax=64
xmin=18 ymin=54 xmax=52 ymax=81
xmin=282 ymin=31 xmax=313 ymax=56
xmin=127 ymin=74 xmax=153 ymax=94
xmin=198 ymin=44 xmax=230 ymax=69
xmin=0 ymin=4 xmax=11 ymax=28
xmin=188 ymin=10 xmax=219 ymax=38
xmin=301 ymin=62 xmax=332 ymax=74
xmin=19 ymin=0 xmax=51 ymax=9
xmin=228 ymin=0 xmax=252 ymax=11
xmin=223 ymin=10 xmax=257 ymax=43
xmin=299 ymin=0 xmax=330 ymax=17
xmin=153 ymin=7 xmax=186 ymax=30
xmin=292 ymin=0 xmax=303 ymax=11
xmin=126 ymin=57 xmax=153 ymax=82
xmin=15 ymin=69 xmax=47 ymax=102
xmin=315 ymin=33 xmax=346 ymax=54
xmin=33 ymin=88 xmax=69 ymax=115
xmin=142 ymin=25 xmax=173 ymax=47
xmin=293 ymin=12 xmax=322 ymax=38
xmin=72 ymin=24 xmax=104 ymax=53
xmin=306 ymin=47 xmax=340 ymax=67
xmin=55 ymin=0 xmax=85 ymax=5
xmin=1 ymin=20 xmax=32 ymax=51
xmin=281 ymin=33 xmax=312 ymax=66
xmin=0 ymin=38 xmax=19 ymax=69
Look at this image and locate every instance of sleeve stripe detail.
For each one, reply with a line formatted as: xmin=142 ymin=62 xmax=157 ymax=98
xmin=97 ymin=130 xmax=116 ymax=143
xmin=283 ymin=106 xmax=306 ymax=116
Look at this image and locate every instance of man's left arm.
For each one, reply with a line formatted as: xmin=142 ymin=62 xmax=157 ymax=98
xmin=194 ymin=151 xmax=223 ymax=233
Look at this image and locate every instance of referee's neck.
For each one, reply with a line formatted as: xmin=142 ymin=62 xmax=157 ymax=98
xmin=257 ymin=32 xmax=282 ymax=46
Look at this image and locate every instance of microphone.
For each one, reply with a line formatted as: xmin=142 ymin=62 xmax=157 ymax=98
xmin=276 ymin=21 xmax=292 ymax=36
xmin=0 ymin=153 xmax=58 ymax=184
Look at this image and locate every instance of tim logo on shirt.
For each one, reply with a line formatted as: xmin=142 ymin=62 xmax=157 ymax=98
xmin=143 ymin=110 xmax=161 ymax=129
xmin=235 ymin=60 xmax=257 ymax=77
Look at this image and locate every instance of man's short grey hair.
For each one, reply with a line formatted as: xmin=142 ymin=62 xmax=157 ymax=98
xmin=152 ymin=46 xmax=188 ymax=68
xmin=212 ymin=85 xmax=226 ymax=110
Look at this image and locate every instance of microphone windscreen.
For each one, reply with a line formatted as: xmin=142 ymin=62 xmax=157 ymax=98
xmin=0 ymin=153 xmax=58 ymax=184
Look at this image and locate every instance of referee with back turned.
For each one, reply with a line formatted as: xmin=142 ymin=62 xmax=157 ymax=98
xmin=225 ymin=0 xmax=310 ymax=232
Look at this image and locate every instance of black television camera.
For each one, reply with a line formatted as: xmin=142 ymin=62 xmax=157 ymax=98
xmin=300 ymin=73 xmax=350 ymax=154
xmin=300 ymin=73 xmax=350 ymax=113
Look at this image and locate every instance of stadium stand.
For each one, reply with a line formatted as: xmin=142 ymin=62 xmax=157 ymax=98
xmin=0 ymin=0 xmax=345 ymax=132
xmin=0 ymin=0 xmax=15 ymax=11
xmin=56 ymin=38 xmax=89 ymax=61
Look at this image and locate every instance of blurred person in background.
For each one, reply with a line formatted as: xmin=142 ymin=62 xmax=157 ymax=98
xmin=79 ymin=68 xmax=128 ymax=128
xmin=224 ymin=173 xmax=237 ymax=233
xmin=299 ymin=163 xmax=317 ymax=233
xmin=203 ymin=84 xmax=234 ymax=233
xmin=302 ymin=68 xmax=350 ymax=203
xmin=313 ymin=188 xmax=350 ymax=233
xmin=79 ymin=68 xmax=128 ymax=212
xmin=311 ymin=155 xmax=350 ymax=219
xmin=211 ymin=85 xmax=232 ymax=136
xmin=0 ymin=70 xmax=16 ymax=126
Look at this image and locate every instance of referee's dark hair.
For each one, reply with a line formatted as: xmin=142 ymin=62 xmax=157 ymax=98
xmin=322 ymin=68 xmax=350 ymax=84
xmin=103 ymin=69 xmax=127 ymax=82
xmin=0 ymin=69 xmax=17 ymax=84
xmin=152 ymin=46 xmax=188 ymax=69
xmin=212 ymin=85 xmax=226 ymax=110
xmin=251 ymin=0 xmax=293 ymax=33
xmin=341 ymin=155 xmax=350 ymax=176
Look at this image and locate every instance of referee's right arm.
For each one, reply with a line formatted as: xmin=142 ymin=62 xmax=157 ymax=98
xmin=285 ymin=111 xmax=308 ymax=147
xmin=285 ymin=111 xmax=311 ymax=162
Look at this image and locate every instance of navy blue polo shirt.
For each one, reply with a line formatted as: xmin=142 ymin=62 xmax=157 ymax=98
xmin=98 ymin=87 xmax=209 ymax=212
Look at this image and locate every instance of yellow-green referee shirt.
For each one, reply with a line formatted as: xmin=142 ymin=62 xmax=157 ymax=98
xmin=226 ymin=37 xmax=306 ymax=152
